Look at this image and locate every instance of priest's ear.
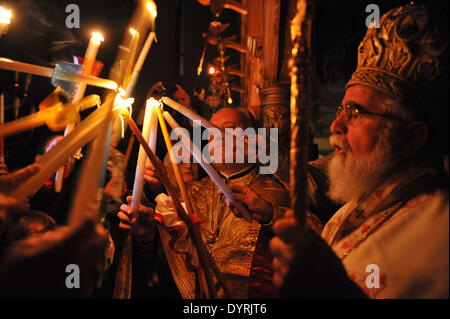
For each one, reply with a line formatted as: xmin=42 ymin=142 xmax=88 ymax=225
xmin=395 ymin=121 xmax=429 ymax=157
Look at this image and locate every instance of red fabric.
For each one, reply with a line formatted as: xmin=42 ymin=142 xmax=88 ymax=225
xmin=44 ymin=166 xmax=71 ymax=189
xmin=248 ymin=227 xmax=278 ymax=298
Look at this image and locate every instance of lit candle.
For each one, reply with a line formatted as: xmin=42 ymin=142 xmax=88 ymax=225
xmin=146 ymin=1 xmax=158 ymax=31
xmin=0 ymin=6 xmax=12 ymax=36
xmin=56 ymin=32 xmax=104 ymax=193
xmin=11 ymin=95 xmax=116 ymax=200
xmin=83 ymin=32 xmax=104 ymax=76
xmin=122 ymin=28 xmax=139 ymax=88
xmin=124 ymin=2 xmax=157 ymax=97
xmin=130 ymin=98 xmax=159 ymax=214
xmin=125 ymin=31 xmax=156 ymax=97
xmin=162 ymin=110 xmax=253 ymax=222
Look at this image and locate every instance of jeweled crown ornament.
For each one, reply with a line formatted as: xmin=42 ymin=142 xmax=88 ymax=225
xmin=346 ymin=4 xmax=448 ymax=102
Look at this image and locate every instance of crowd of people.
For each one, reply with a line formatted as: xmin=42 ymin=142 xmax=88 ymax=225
xmin=0 ymin=3 xmax=448 ymax=299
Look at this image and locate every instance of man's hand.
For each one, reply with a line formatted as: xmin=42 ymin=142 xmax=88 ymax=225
xmin=269 ymin=209 xmax=367 ymax=298
xmin=146 ymin=81 xmax=164 ymax=100
xmin=270 ymin=209 xmax=299 ymax=287
xmin=225 ymin=185 xmax=273 ymax=223
xmin=144 ymin=160 xmax=164 ymax=194
xmin=174 ymin=84 xmax=191 ymax=108
xmin=0 ymin=218 xmax=108 ymax=298
xmin=117 ymin=196 xmax=156 ymax=240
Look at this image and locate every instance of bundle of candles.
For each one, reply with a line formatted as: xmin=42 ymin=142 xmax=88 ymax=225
xmin=0 ymin=0 xmax=258 ymax=299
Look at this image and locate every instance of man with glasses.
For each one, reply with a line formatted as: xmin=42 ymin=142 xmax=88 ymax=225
xmin=270 ymin=4 xmax=449 ymax=298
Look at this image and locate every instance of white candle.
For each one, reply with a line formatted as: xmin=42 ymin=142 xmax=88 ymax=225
xmin=126 ymin=0 xmax=158 ymax=96
xmin=0 ymin=57 xmax=52 ymax=77
xmin=161 ymin=97 xmax=217 ymax=130
xmin=130 ymin=98 xmax=159 ymax=213
xmin=0 ymin=58 xmax=118 ymax=90
xmin=123 ymin=28 xmax=139 ymax=87
xmin=52 ymin=71 xmax=118 ymax=91
xmin=162 ymin=111 xmax=253 ymax=222
xmin=56 ymin=32 xmax=104 ymax=193
xmin=0 ymin=94 xmax=100 ymax=139
xmin=125 ymin=31 xmax=156 ymax=97
xmin=68 ymin=95 xmax=117 ymax=226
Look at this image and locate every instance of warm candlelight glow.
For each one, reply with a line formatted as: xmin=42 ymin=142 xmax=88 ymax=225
xmin=227 ymin=97 xmax=233 ymax=104
xmin=148 ymin=97 xmax=161 ymax=109
xmin=0 ymin=6 xmax=12 ymax=25
xmin=114 ymin=88 xmax=135 ymax=138
xmin=146 ymin=1 xmax=158 ymax=18
xmin=130 ymin=28 xmax=137 ymax=36
xmin=208 ymin=66 xmax=216 ymax=75
xmin=91 ymin=32 xmax=104 ymax=45
xmin=114 ymin=88 xmax=134 ymax=114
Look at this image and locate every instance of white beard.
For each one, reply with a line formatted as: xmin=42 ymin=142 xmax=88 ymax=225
xmin=327 ymin=128 xmax=397 ymax=204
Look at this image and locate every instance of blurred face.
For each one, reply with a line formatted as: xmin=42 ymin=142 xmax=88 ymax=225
xmin=328 ymin=85 xmax=398 ymax=203
xmin=26 ymin=221 xmax=48 ymax=238
xmin=179 ymin=162 xmax=200 ymax=183
xmin=209 ymin=108 xmax=251 ymax=174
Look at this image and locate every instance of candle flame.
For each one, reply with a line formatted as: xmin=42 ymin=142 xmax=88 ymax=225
xmin=146 ymin=1 xmax=158 ymax=18
xmin=227 ymin=97 xmax=233 ymax=104
xmin=208 ymin=66 xmax=216 ymax=75
xmin=0 ymin=6 xmax=12 ymax=25
xmin=114 ymin=88 xmax=134 ymax=113
xmin=91 ymin=32 xmax=104 ymax=45
xmin=147 ymin=97 xmax=161 ymax=109
xmin=130 ymin=28 xmax=137 ymax=36
xmin=114 ymin=88 xmax=135 ymax=138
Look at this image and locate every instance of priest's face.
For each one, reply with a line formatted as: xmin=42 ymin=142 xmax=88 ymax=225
xmin=209 ymin=108 xmax=251 ymax=174
xmin=328 ymin=85 xmax=399 ymax=203
xmin=179 ymin=162 xmax=200 ymax=183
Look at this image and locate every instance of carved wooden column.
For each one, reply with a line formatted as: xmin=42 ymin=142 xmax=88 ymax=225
xmin=261 ymin=84 xmax=290 ymax=186
xmin=289 ymin=0 xmax=313 ymax=227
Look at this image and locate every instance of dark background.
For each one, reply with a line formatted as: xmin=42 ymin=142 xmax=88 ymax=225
xmin=0 ymin=0 xmax=447 ymax=170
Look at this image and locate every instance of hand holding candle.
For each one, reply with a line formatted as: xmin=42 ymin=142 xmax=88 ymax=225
xmin=0 ymin=92 xmax=100 ymax=138
xmin=122 ymin=108 xmax=230 ymax=298
xmin=11 ymin=95 xmax=116 ymax=200
xmin=162 ymin=110 xmax=253 ymax=222
xmin=130 ymin=98 xmax=159 ymax=215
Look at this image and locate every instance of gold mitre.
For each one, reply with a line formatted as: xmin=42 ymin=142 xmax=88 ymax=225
xmin=346 ymin=4 xmax=448 ymax=102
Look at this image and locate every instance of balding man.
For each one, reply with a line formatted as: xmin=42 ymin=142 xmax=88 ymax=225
xmin=119 ymin=106 xmax=289 ymax=298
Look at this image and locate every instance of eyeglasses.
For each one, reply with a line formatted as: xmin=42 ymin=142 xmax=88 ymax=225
xmin=336 ymin=102 xmax=397 ymax=121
